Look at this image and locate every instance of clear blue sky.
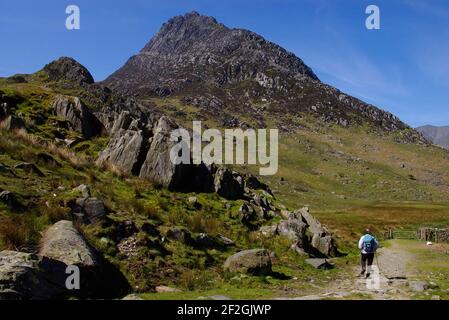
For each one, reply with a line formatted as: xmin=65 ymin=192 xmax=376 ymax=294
xmin=0 ymin=0 xmax=448 ymax=127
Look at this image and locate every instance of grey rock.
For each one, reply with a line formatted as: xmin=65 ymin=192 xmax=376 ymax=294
xmin=122 ymin=293 xmax=144 ymax=300
xmin=72 ymin=197 xmax=107 ymax=224
xmin=97 ymin=127 xmax=149 ymax=175
xmin=139 ymin=116 xmax=178 ymax=186
xmin=276 ymin=219 xmax=308 ymax=242
xmin=259 ymin=225 xmax=277 ymax=237
xmin=0 ymin=251 xmax=66 ymax=300
xmin=42 ymin=57 xmax=94 ymax=85
xmin=188 ymin=196 xmax=198 ymax=204
xmin=305 ymin=258 xmax=333 ymax=270
xmin=223 ymin=249 xmax=272 ymax=275
xmin=139 ymin=116 xmax=214 ymax=192
xmin=194 ymin=233 xmax=235 ymax=249
xmin=39 ymin=220 xmax=101 ymax=268
xmin=409 ymin=281 xmax=430 ymax=292
xmin=296 ymin=207 xmax=339 ymax=257
xmin=216 ymin=234 xmax=235 ymax=246
xmin=166 ymin=227 xmax=194 ymax=245
xmin=53 ymin=95 xmax=104 ymax=139
xmin=258 ymin=207 xmax=338 ymax=258
xmin=214 ymin=168 xmax=244 ymax=200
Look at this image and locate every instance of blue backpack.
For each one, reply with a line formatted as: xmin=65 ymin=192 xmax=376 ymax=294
xmin=362 ymin=234 xmax=376 ymax=253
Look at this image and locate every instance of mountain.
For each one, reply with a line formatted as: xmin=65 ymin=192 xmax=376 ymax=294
xmin=416 ymin=125 xmax=449 ymax=150
xmin=104 ymin=12 xmax=419 ymax=137
xmin=3 ymin=11 xmax=449 ymax=300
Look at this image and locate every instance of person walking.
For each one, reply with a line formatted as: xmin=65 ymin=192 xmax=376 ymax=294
xmin=358 ymin=229 xmax=379 ymax=278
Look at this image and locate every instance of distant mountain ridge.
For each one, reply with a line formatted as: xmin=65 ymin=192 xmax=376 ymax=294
xmin=416 ymin=125 xmax=449 ymax=150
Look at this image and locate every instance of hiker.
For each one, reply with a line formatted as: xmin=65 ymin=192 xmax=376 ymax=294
xmin=358 ymin=229 xmax=379 ymax=277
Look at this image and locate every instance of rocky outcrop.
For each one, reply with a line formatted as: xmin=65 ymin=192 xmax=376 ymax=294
xmin=223 ymin=249 xmax=273 ymax=275
xmin=42 ymin=57 xmax=95 ymax=85
xmin=97 ymin=120 xmax=150 ymax=175
xmin=139 ymin=116 xmax=181 ymax=188
xmin=298 ymin=207 xmax=338 ymax=257
xmin=0 ymin=251 xmax=66 ymax=300
xmin=99 ymin=114 xmax=215 ymax=192
xmin=260 ymin=207 xmax=338 ymax=258
xmin=53 ymin=95 xmax=104 ymax=139
xmin=214 ymin=168 xmax=245 ymax=200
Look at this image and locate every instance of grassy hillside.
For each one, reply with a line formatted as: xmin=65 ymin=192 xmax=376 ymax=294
xmin=3 ymin=76 xmax=449 ymax=299
xmin=145 ymin=96 xmax=449 ymax=245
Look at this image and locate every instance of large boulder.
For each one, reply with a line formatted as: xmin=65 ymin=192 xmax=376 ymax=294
xmin=39 ymin=220 xmax=130 ymax=298
xmin=39 ymin=220 xmax=101 ymax=268
xmin=53 ymin=95 xmax=104 ymax=139
xmin=214 ymin=168 xmax=245 ymax=200
xmin=0 ymin=251 xmax=66 ymax=300
xmin=223 ymin=249 xmax=273 ymax=275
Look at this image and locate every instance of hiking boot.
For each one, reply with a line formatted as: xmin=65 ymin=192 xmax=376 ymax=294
xmin=365 ymin=273 xmax=371 ymax=278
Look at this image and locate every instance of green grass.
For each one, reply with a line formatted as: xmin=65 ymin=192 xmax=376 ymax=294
xmin=387 ymin=240 xmax=449 ymax=300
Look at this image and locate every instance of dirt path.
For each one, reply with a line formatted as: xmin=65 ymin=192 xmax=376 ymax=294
xmin=286 ymin=240 xmax=417 ymax=300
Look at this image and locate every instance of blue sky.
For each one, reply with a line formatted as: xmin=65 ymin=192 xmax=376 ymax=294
xmin=0 ymin=0 xmax=448 ymax=127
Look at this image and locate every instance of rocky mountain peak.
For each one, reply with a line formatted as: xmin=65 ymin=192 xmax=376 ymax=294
xmin=42 ymin=57 xmax=94 ymax=85
xmin=141 ymin=11 xmax=222 ymax=54
xmin=104 ymin=11 xmax=318 ymax=96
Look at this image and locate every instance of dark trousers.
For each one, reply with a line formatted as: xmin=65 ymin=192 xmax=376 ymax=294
xmin=361 ymin=253 xmax=374 ymax=273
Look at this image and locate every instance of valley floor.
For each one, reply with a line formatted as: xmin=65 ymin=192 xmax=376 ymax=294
xmin=141 ymin=240 xmax=449 ymax=300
